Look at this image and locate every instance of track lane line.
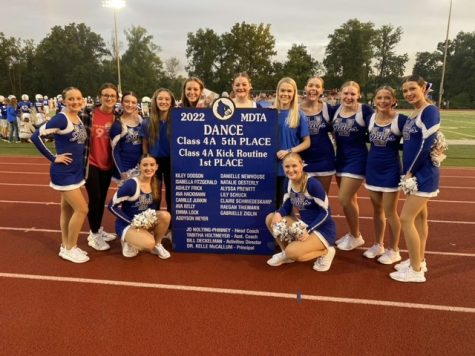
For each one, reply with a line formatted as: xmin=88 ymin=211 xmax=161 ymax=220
xmin=1 ymin=272 xmax=474 ymax=314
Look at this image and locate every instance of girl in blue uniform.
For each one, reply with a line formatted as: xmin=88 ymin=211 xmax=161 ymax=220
xmin=333 ymin=81 xmax=374 ymax=251
xmin=363 ymin=86 xmax=407 ymax=264
xmin=274 ymin=77 xmax=310 ymax=206
xmin=266 ymin=153 xmax=336 ymax=271
xmin=390 ymin=76 xmax=441 ymax=283
xmin=141 ymin=88 xmax=176 ymax=217
xmin=31 ymin=87 xmax=89 ymax=263
xmin=110 ymin=91 xmax=143 ymax=182
xmin=299 ymin=76 xmax=336 ymax=193
xmin=108 ymin=154 xmax=172 ymax=259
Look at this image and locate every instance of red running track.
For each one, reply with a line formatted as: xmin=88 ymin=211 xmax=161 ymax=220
xmin=0 ymin=156 xmax=474 ymax=355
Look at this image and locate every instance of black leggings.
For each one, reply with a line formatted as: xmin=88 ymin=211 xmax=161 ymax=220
xmin=276 ymin=176 xmax=286 ymax=209
xmin=157 ymin=157 xmax=172 ymax=213
xmin=86 ymin=165 xmax=113 ymax=233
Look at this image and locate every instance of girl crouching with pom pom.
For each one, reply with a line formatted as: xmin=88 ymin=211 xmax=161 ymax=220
xmin=109 ymin=154 xmax=171 ymax=259
xmin=265 ymin=153 xmax=337 ymax=272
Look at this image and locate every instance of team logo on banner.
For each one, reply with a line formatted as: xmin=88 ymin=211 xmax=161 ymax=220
xmin=212 ymin=97 xmax=235 ymax=121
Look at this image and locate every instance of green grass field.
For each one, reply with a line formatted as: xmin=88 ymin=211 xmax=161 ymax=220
xmin=1 ymin=110 xmax=474 ymax=167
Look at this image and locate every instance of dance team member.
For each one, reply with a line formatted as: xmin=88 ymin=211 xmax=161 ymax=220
xmin=141 ymin=88 xmax=176 ymax=217
xmin=274 ymin=77 xmax=310 ymax=206
xmin=31 ymin=87 xmax=89 ymax=263
xmin=109 ymin=154 xmax=171 ymax=259
xmin=363 ymin=86 xmax=406 ymax=264
xmin=83 ymin=83 xmax=118 ymax=251
xmin=231 ymin=72 xmax=259 ymax=108
xmin=299 ymin=76 xmax=336 ymax=193
xmin=266 ymin=153 xmax=336 ymax=271
xmin=390 ymin=75 xmax=442 ymax=283
xmin=110 ymin=91 xmax=143 ymax=182
xmin=333 ymin=81 xmax=374 ymax=251
xmin=180 ymin=77 xmax=204 ymax=108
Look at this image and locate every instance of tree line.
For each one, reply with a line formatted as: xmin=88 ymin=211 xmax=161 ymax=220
xmin=1 ymin=19 xmax=474 ymax=108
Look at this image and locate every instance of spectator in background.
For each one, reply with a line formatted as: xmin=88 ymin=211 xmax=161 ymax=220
xmin=19 ymin=117 xmax=36 ymax=143
xmin=0 ymin=96 xmax=10 ymax=141
xmin=7 ymin=97 xmax=20 ymax=143
xmin=257 ymin=92 xmax=272 ymax=108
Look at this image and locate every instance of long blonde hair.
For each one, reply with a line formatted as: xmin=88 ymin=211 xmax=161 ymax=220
xmin=283 ymin=152 xmax=309 ymax=192
xmin=275 ymin=77 xmax=300 ymax=128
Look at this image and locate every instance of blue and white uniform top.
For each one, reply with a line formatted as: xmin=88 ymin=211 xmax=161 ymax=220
xmin=277 ymin=109 xmax=310 ymax=176
xmin=110 ymin=118 xmax=143 ymax=179
xmin=140 ymin=118 xmax=170 ymax=158
xmin=332 ymin=103 xmax=374 ymax=178
xmin=402 ymin=105 xmax=441 ymax=197
xmin=365 ymin=113 xmax=407 ymax=192
xmin=277 ymin=176 xmax=336 ymax=245
xmin=108 ymin=177 xmax=159 ymax=240
xmin=300 ymin=102 xmax=336 ymax=176
xmin=34 ymin=101 xmax=44 ymax=112
xmin=18 ymin=100 xmax=33 ymax=114
xmin=31 ymin=112 xmax=87 ymax=191
xmin=0 ymin=103 xmax=7 ymax=119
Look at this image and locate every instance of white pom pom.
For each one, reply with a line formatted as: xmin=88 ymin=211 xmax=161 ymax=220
xmin=399 ymin=176 xmax=419 ymax=195
xmin=131 ymin=208 xmax=158 ymax=230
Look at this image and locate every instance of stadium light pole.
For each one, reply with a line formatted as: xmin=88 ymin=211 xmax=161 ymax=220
xmin=438 ymin=0 xmax=452 ymax=108
xmin=102 ymin=0 xmax=126 ymax=95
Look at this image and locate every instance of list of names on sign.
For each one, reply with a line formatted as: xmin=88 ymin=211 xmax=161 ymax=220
xmin=171 ymin=104 xmax=277 ymax=254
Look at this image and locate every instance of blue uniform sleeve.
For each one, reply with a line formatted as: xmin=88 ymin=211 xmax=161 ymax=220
xmin=305 ymin=178 xmax=331 ymax=234
xmin=108 ymin=178 xmax=138 ymax=224
xmin=31 ymin=113 xmax=68 ymax=162
xmin=408 ymin=105 xmax=440 ymax=174
xmin=298 ymin=112 xmax=310 ymax=139
xmin=110 ymin=120 xmax=126 ymax=174
xmin=362 ymin=104 xmax=374 ymax=121
xmin=139 ymin=118 xmax=150 ymax=138
xmin=277 ymin=178 xmax=293 ymax=216
xmin=397 ymin=113 xmax=408 ymax=151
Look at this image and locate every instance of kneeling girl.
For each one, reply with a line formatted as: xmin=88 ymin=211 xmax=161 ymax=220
xmin=109 ymin=154 xmax=171 ymax=259
xmin=266 ymin=153 xmax=336 ymax=271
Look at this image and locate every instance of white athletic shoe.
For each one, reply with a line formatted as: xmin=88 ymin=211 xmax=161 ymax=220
xmin=313 ymin=247 xmax=336 ymax=272
xmin=99 ymin=226 xmax=117 ymax=242
xmin=362 ymin=244 xmax=384 ymax=259
xmin=87 ymin=232 xmax=110 ymax=251
xmin=378 ymin=249 xmax=402 ymax=265
xmin=121 ymin=240 xmax=139 ymax=258
xmin=151 ymin=244 xmax=171 ymax=259
xmin=59 ymin=246 xmax=90 ymax=263
xmin=337 ymin=234 xmax=365 ymax=251
xmin=390 ymin=266 xmax=426 ymax=283
xmin=394 ymin=258 xmax=428 ymax=272
xmin=266 ymin=251 xmax=294 ymax=267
